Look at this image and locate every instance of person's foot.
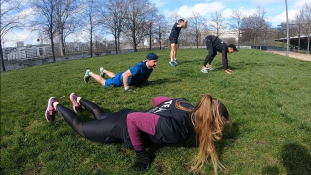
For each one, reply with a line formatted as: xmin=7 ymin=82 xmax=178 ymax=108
xmin=206 ymin=66 xmax=214 ymax=70
xmin=169 ymin=61 xmax=175 ymax=67
xmin=174 ymin=59 xmax=178 ymax=64
xmin=45 ymin=97 xmax=58 ymax=122
xmin=84 ymin=69 xmax=91 ymax=83
xmin=201 ymin=68 xmax=208 ymax=73
xmin=100 ymin=67 xmax=105 ymax=78
xmin=70 ymin=93 xmax=82 ymax=113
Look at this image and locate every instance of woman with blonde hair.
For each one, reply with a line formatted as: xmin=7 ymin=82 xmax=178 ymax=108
xmin=45 ymin=93 xmax=230 ymax=173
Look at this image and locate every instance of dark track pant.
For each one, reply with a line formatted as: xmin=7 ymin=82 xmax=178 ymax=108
xmin=204 ymin=36 xmax=217 ymax=66
xmin=56 ymin=98 xmax=127 ymax=143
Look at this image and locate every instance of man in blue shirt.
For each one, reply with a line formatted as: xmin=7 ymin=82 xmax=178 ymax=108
xmin=169 ymin=19 xmax=188 ymax=66
xmin=84 ymin=53 xmax=158 ymax=91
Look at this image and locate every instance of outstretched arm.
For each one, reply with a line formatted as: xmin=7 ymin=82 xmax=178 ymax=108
xmin=123 ymin=69 xmax=132 ymax=90
xmin=222 ymin=50 xmax=231 ymax=74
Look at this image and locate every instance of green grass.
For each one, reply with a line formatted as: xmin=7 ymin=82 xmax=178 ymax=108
xmin=1 ymin=49 xmax=311 ymax=174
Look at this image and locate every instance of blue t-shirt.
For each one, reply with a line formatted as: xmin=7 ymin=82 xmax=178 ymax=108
xmin=113 ymin=62 xmax=153 ymax=86
xmin=169 ymin=23 xmax=182 ymax=39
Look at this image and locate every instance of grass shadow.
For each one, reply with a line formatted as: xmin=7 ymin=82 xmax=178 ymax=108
xmin=215 ymin=123 xmax=240 ymax=162
xmin=281 ymin=143 xmax=311 ymax=174
xmin=138 ymin=78 xmax=182 ymax=87
xmin=261 ymin=166 xmax=280 ymax=175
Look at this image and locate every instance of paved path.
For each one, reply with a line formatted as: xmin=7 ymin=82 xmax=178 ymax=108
xmin=265 ymin=50 xmax=311 ymax=62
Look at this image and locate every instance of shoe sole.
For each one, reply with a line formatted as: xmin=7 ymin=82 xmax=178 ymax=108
xmin=70 ymin=93 xmax=80 ymax=113
xmin=45 ymin=97 xmax=55 ymax=122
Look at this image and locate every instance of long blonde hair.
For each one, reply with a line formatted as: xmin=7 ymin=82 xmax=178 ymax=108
xmin=176 ymin=94 xmax=230 ymax=174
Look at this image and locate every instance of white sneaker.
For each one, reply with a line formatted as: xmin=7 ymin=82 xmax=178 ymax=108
xmin=206 ymin=66 xmax=214 ymax=70
xmin=201 ymin=68 xmax=208 ymax=73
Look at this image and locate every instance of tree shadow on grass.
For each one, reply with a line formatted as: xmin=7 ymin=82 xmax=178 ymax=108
xmin=138 ymin=78 xmax=182 ymax=87
xmin=281 ymin=143 xmax=311 ymax=174
xmin=261 ymin=166 xmax=280 ymax=175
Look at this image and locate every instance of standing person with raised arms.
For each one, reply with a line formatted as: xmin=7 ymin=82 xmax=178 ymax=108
xmin=45 ymin=93 xmax=231 ymax=174
xmin=201 ymin=35 xmax=238 ymax=74
xmin=169 ymin=19 xmax=188 ymax=66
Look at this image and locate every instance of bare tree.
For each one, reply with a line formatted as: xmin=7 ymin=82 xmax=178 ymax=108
xmin=294 ymin=12 xmax=304 ymax=50
xmin=301 ymin=3 xmax=311 ymax=53
xmin=145 ymin=4 xmax=158 ymax=50
xmin=241 ymin=6 xmax=270 ymax=49
xmin=154 ymin=14 xmax=169 ymax=50
xmin=123 ymin=0 xmax=157 ymax=52
xmin=31 ymin=0 xmax=59 ymax=62
xmin=100 ymin=0 xmax=127 ymax=54
xmin=191 ymin=12 xmax=207 ymax=48
xmin=0 ymin=0 xmax=25 ymax=71
xmin=229 ymin=9 xmax=243 ymax=48
xmin=80 ymin=0 xmax=101 ymax=57
xmin=209 ymin=11 xmax=226 ymax=36
xmin=55 ymin=0 xmax=79 ymax=56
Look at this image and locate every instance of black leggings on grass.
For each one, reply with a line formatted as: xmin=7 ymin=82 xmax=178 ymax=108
xmin=56 ymin=98 xmax=129 ymax=143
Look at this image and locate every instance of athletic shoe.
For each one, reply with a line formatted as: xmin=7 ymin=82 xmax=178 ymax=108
xmin=70 ymin=93 xmax=82 ymax=113
xmin=201 ymin=68 xmax=208 ymax=73
xmin=174 ymin=59 xmax=178 ymax=64
xmin=84 ymin=69 xmax=91 ymax=83
xmin=45 ymin=97 xmax=58 ymax=122
xmin=206 ymin=66 xmax=214 ymax=70
xmin=169 ymin=61 xmax=175 ymax=67
xmin=100 ymin=67 xmax=105 ymax=78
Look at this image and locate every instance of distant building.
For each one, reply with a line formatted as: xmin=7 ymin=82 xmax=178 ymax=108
xmin=16 ymin=41 xmax=24 ymax=47
xmin=274 ymin=34 xmax=311 ymax=51
xmin=2 ymin=41 xmax=91 ymax=60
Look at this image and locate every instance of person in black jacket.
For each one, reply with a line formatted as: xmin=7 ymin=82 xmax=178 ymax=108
xmin=45 ymin=93 xmax=231 ymax=174
xmin=201 ymin=35 xmax=238 ymax=74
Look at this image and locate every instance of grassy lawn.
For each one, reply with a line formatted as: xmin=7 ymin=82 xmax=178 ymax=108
xmin=1 ymin=48 xmax=311 ymax=174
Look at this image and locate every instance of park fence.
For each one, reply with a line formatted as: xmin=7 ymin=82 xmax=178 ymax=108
xmin=1 ymin=47 xmax=164 ymax=72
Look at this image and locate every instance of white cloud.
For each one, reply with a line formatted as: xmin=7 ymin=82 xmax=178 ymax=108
xmin=3 ymin=29 xmax=38 ymax=47
xmin=222 ymin=6 xmax=256 ymax=18
xmin=150 ymin=0 xmax=167 ymax=8
xmin=293 ymin=0 xmax=310 ymax=9
xmin=251 ymin=0 xmax=283 ymax=6
xmin=163 ymin=2 xmax=225 ymax=19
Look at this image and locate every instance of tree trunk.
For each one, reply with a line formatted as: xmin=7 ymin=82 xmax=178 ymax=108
xmin=59 ymin=29 xmax=66 ymax=56
xmin=132 ymin=30 xmax=137 ymax=52
xmin=0 ymin=40 xmax=6 ymax=71
xmin=307 ymin=36 xmax=310 ymax=54
xmin=114 ymin=30 xmax=118 ymax=54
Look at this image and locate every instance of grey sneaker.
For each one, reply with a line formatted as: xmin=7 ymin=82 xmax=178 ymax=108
xmin=206 ymin=66 xmax=214 ymax=70
xmin=174 ymin=59 xmax=178 ymax=64
xmin=100 ymin=67 xmax=105 ymax=78
xmin=201 ymin=68 xmax=208 ymax=73
xmin=84 ymin=69 xmax=91 ymax=83
xmin=45 ymin=97 xmax=58 ymax=122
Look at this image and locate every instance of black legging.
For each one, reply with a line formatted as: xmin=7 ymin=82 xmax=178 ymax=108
xmin=56 ymin=98 xmax=132 ymax=143
xmin=204 ymin=36 xmax=218 ymax=66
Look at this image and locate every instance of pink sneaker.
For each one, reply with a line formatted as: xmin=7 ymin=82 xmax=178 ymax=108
xmin=70 ymin=93 xmax=82 ymax=112
xmin=45 ymin=97 xmax=58 ymax=122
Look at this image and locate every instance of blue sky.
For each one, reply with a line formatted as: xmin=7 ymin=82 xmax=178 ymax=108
xmin=3 ymin=0 xmax=310 ymax=47
xmin=151 ymin=0 xmax=309 ymax=26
